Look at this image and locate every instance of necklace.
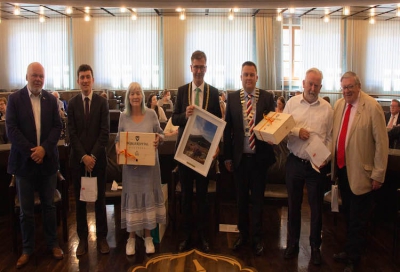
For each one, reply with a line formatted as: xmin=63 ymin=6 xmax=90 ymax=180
xmin=188 ymin=83 xmax=210 ymax=110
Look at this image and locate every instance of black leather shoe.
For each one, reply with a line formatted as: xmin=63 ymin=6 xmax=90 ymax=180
xmin=333 ymin=252 xmax=349 ymax=263
xmin=200 ymin=236 xmax=210 ymax=253
xmin=284 ymin=245 xmax=299 ymax=259
xmin=311 ymin=247 xmax=321 ymax=265
xmin=232 ymin=236 xmax=248 ymax=251
xmin=253 ymin=241 xmax=264 ymax=256
xmin=76 ymin=239 xmax=88 ymax=256
xmin=344 ymin=262 xmax=355 ymax=272
xmin=178 ymin=238 xmax=191 ymax=252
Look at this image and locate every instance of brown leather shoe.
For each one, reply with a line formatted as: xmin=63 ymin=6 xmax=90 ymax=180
xmin=16 ymin=253 xmax=30 ymax=269
xmin=76 ymin=239 xmax=88 ymax=256
xmin=98 ymin=238 xmax=110 ymax=254
xmin=52 ymin=247 xmax=64 ymax=260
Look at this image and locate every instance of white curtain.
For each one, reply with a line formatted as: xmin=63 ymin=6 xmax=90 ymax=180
xmin=164 ymin=15 xmax=254 ymax=90
xmin=347 ymin=19 xmax=400 ymax=94
xmin=301 ymin=18 xmax=343 ymax=92
xmin=72 ymin=16 xmax=160 ymax=90
xmin=0 ymin=18 xmax=70 ymax=90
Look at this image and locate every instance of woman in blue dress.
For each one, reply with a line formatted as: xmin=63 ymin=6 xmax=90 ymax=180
xmin=115 ymin=82 xmax=166 ymax=255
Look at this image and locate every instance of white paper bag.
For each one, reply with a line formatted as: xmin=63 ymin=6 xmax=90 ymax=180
xmin=80 ymin=173 xmax=98 ymax=202
xmin=331 ymin=184 xmax=339 ymax=212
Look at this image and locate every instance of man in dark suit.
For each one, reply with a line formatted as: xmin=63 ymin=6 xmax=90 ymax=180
xmin=386 ymin=99 xmax=400 ymax=148
xmin=223 ymin=61 xmax=276 ymax=256
xmin=6 ymin=62 xmax=64 ymax=268
xmin=172 ymin=50 xmax=221 ymax=253
xmin=67 ymin=64 xmax=110 ymax=256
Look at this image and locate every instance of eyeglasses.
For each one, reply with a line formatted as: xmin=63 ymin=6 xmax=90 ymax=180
xmin=192 ymin=65 xmax=207 ymax=71
xmin=340 ymin=85 xmax=355 ymax=91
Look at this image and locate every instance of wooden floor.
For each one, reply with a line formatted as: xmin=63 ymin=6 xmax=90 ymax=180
xmin=1 ymin=188 xmax=399 ymax=272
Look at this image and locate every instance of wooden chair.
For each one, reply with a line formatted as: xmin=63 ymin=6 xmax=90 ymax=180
xmin=392 ymin=188 xmax=400 ymax=259
xmin=8 ymin=171 xmax=68 ymax=254
xmin=170 ymin=161 xmax=221 ymax=231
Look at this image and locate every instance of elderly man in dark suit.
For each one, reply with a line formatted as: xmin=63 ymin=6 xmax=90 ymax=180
xmin=223 ymin=61 xmax=276 ymax=256
xmin=67 ymin=64 xmax=110 ymax=256
xmin=385 ymin=99 xmax=400 ymax=129
xmin=6 ymin=62 xmax=64 ymax=268
xmin=332 ymin=71 xmax=388 ymax=272
xmin=172 ymin=50 xmax=221 ymax=253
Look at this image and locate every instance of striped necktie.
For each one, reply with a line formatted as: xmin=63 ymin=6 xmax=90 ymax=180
xmin=247 ymin=94 xmax=255 ymax=150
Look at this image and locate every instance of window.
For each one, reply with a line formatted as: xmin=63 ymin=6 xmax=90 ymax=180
xmin=282 ymin=20 xmax=301 ymax=90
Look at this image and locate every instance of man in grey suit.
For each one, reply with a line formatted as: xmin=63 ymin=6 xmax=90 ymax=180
xmin=67 ymin=64 xmax=110 ymax=256
xmin=223 ymin=61 xmax=276 ymax=256
xmin=172 ymin=50 xmax=221 ymax=253
xmin=6 ymin=62 xmax=64 ymax=268
xmin=331 ymin=71 xmax=388 ymax=272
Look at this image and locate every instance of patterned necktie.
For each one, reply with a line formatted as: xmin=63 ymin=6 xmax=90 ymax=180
xmin=387 ymin=115 xmax=395 ymax=129
xmin=337 ymin=104 xmax=352 ymax=169
xmin=84 ymin=97 xmax=90 ymax=123
xmin=247 ymin=94 xmax=255 ymax=150
xmin=195 ymin=88 xmax=200 ymax=106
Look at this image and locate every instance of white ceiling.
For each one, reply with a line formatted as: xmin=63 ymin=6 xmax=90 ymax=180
xmin=1 ymin=1 xmax=399 ymax=21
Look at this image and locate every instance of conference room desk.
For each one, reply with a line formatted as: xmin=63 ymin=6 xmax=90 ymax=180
xmin=0 ymin=141 xmax=69 ymax=216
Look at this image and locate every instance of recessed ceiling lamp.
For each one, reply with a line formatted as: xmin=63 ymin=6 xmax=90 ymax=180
xmin=289 ymin=8 xmax=295 ymax=14
xmin=370 ymin=8 xmax=375 ymax=16
xmin=84 ymin=7 xmax=90 ymax=13
xmin=120 ymin=7 xmax=126 ymax=13
xmin=176 ymin=8 xmax=183 ymax=12
xmin=228 ymin=9 xmax=234 ymax=20
xmin=65 ymin=6 xmax=73 ymax=14
xmin=131 ymin=10 xmax=137 ymax=20
xmin=343 ymin=6 xmax=350 ymax=16
xmin=324 ymin=15 xmax=329 ymax=23
xmin=84 ymin=14 xmax=91 ymax=21
xmin=324 ymin=8 xmax=330 ymax=15
xmin=179 ymin=9 xmax=186 ymax=20
xmin=39 ymin=6 xmax=45 ymax=15
xmin=369 ymin=16 xmax=375 ymax=24
xmin=14 ymin=5 xmax=21 ymax=15
xmin=233 ymin=8 xmax=240 ymax=12
xmin=39 ymin=14 xmax=45 ymax=23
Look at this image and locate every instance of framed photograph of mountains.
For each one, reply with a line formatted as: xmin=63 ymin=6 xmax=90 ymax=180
xmin=174 ymin=105 xmax=226 ymax=177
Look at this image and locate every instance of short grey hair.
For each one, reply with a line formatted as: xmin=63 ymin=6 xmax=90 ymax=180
xmin=341 ymin=71 xmax=361 ymax=86
xmin=124 ymin=82 xmax=146 ymax=116
xmin=305 ymin=67 xmax=323 ymax=80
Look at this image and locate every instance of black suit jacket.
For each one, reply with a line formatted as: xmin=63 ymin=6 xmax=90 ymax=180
xmin=67 ymin=92 xmax=109 ymax=169
xmin=385 ymin=112 xmax=400 ymax=127
xmin=223 ymin=89 xmax=276 ymax=169
xmin=172 ymin=82 xmax=222 ymax=149
xmin=6 ymin=86 xmax=62 ymax=176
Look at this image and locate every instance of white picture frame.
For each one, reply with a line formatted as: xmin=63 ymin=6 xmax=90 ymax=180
xmin=174 ymin=105 xmax=226 ymax=177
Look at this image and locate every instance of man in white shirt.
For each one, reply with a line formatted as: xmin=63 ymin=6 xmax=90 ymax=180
xmin=283 ymin=68 xmax=333 ymax=265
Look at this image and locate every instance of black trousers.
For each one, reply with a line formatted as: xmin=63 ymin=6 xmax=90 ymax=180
xmin=233 ymin=154 xmax=268 ymax=244
xmin=337 ymin=166 xmax=373 ymax=263
xmin=72 ymin=163 xmax=108 ymax=240
xmin=179 ymin=164 xmax=209 ymax=237
xmin=286 ymin=154 xmax=327 ymax=248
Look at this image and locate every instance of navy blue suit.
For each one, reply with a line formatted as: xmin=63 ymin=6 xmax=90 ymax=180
xmin=6 ymin=86 xmax=62 ymax=254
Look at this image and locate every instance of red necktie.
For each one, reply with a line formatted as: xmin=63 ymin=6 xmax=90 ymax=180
xmin=84 ymin=97 xmax=90 ymax=123
xmin=337 ymin=104 xmax=352 ymax=169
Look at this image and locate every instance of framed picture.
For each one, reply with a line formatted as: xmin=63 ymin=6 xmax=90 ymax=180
xmin=174 ymin=105 xmax=226 ymax=177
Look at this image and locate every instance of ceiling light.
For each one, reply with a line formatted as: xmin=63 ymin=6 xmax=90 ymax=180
xmin=228 ymin=9 xmax=234 ymax=20
xmin=369 ymin=17 xmax=375 ymax=24
xmin=84 ymin=7 xmax=90 ymax=13
xmin=131 ymin=11 xmax=137 ymax=20
xmin=397 ymin=7 xmax=400 ymax=17
xmin=277 ymin=13 xmax=282 ymax=21
xmin=233 ymin=8 xmax=240 ymax=12
xmin=179 ymin=10 xmax=186 ymax=20
xmin=176 ymin=8 xmax=183 ymax=12
xmin=324 ymin=15 xmax=329 ymax=23
xmin=84 ymin=14 xmax=91 ymax=21
xmin=120 ymin=7 xmax=126 ymax=13
xmin=289 ymin=8 xmax=295 ymax=14
xmin=343 ymin=6 xmax=350 ymax=16
xmin=65 ymin=6 xmax=73 ymax=14
xmin=39 ymin=15 xmax=45 ymax=23
xmin=131 ymin=8 xmax=137 ymax=12
xmin=14 ymin=5 xmax=21 ymax=15
xmin=324 ymin=8 xmax=330 ymax=15
xmin=277 ymin=8 xmax=282 ymax=13
xmin=39 ymin=6 xmax=45 ymax=15
xmin=370 ymin=8 xmax=375 ymax=16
